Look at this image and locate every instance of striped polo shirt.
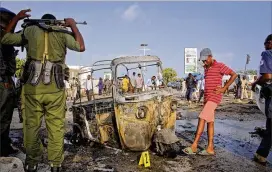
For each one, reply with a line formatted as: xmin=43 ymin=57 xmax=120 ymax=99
xmin=204 ymin=60 xmax=233 ymax=104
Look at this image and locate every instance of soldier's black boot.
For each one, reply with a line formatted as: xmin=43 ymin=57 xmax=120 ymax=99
xmin=24 ymin=164 xmax=38 ymax=172
xmin=51 ymin=166 xmax=62 ymax=172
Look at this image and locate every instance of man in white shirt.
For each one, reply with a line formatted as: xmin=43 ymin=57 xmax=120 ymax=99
xmin=85 ymin=75 xmax=93 ymax=101
xmin=198 ymin=77 xmax=205 ymax=103
xmin=241 ymin=75 xmax=249 ymax=99
xmin=64 ymin=80 xmax=71 ymax=101
xmin=181 ymin=79 xmax=187 ymax=97
xmin=250 ymin=75 xmax=258 ymax=99
xmin=70 ymin=77 xmax=78 ymax=101
xmin=136 ymin=73 xmax=144 ymax=92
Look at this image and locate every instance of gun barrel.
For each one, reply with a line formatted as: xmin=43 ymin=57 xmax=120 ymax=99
xmin=23 ymin=19 xmax=87 ymax=25
xmin=76 ymin=21 xmax=87 ymax=25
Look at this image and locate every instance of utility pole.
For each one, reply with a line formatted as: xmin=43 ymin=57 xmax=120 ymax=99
xmin=139 ymin=44 xmax=151 ymax=71
xmin=139 ymin=44 xmax=150 ymax=56
xmin=244 ymin=54 xmax=250 ymax=75
xmin=139 ymin=44 xmax=151 ymax=91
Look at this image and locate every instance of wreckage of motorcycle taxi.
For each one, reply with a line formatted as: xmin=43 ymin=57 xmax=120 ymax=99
xmin=70 ymin=55 xmax=180 ymax=152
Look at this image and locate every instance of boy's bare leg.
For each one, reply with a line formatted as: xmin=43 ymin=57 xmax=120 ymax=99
xmin=191 ymin=118 xmax=206 ymax=152
xmin=207 ymin=122 xmax=215 ymax=153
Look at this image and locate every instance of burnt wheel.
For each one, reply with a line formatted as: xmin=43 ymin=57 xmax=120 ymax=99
xmin=70 ymin=133 xmax=83 ymax=146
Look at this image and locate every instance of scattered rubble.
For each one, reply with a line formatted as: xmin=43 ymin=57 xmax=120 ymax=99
xmin=0 ymin=157 xmax=24 ymax=172
xmin=3 ymin=94 xmax=272 ymax=172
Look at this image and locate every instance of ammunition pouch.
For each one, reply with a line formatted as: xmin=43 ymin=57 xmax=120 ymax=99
xmin=22 ymin=60 xmax=42 ymax=86
xmin=53 ymin=63 xmax=65 ymax=89
xmin=22 ymin=60 xmax=65 ymax=89
xmin=43 ymin=61 xmax=53 ymax=85
xmin=261 ymin=83 xmax=272 ymax=99
xmin=20 ymin=60 xmax=30 ymax=84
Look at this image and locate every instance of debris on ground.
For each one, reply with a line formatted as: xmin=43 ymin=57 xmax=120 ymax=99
xmin=0 ymin=157 xmax=25 ymax=172
xmin=4 ymin=93 xmax=272 ymax=172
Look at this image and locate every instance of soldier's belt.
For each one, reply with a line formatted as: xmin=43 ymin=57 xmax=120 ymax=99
xmin=23 ymin=60 xmax=65 ymax=89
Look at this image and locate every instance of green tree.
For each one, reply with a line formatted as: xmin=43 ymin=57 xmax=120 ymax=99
xmin=174 ymin=78 xmax=182 ymax=81
xmin=236 ymin=69 xmax=257 ymax=75
xmin=246 ymin=69 xmax=257 ymax=75
xmin=162 ymin=68 xmax=177 ymax=84
xmin=15 ymin=57 xmax=26 ymax=77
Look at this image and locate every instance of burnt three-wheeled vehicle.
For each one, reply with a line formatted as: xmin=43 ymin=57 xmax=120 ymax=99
xmin=70 ymin=56 xmax=179 ymax=152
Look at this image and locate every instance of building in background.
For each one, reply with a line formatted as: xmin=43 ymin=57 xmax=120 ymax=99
xmin=184 ymin=48 xmax=198 ymax=74
xmin=67 ymin=65 xmax=102 ymax=95
xmin=68 ymin=66 xmax=81 ymax=80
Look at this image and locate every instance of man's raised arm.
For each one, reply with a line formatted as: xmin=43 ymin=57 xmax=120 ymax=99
xmin=64 ymin=18 xmax=85 ymax=52
xmin=4 ymin=9 xmax=31 ymax=33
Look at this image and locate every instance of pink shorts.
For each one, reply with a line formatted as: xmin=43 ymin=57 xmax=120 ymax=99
xmin=199 ymin=101 xmax=218 ymax=122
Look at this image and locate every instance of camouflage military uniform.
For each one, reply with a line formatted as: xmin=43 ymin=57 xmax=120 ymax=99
xmin=1 ymin=22 xmax=81 ymax=168
xmin=0 ymin=7 xmax=18 ymax=157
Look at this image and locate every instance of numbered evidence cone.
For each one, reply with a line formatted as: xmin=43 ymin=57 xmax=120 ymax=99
xmin=138 ymin=151 xmax=151 ymax=168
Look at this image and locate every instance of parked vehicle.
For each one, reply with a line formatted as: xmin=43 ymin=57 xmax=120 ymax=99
xmin=70 ymin=56 xmax=178 ymax=151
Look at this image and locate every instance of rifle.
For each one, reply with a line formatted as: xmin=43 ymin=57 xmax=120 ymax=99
xmin=21 ymin=19 xmax=87 ymax=35
xmin=16 ymin=80 xmax=23 ymax=123
xmin=22 ymin=19 xmax=87 ymax=28
xmin=20 ymin=19 xmax=87 ymax=52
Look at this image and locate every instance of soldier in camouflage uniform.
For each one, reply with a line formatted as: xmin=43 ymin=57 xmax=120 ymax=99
xmin=1 ymin=9 xmax=85 ymax=172
xmin=0 ymin=7 xmax=19 ymax=157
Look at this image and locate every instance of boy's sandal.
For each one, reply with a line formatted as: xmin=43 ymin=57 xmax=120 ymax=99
xmin=182 ymin=147 xmax=197 ymax=155
xmin=198 ymin=149 xmax=215 ymax=156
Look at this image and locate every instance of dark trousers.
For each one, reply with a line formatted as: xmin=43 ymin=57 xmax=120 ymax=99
xmin=256 ymin=97 xmax=272 ymax=158
xmin=236 ymin=86 xmax=241 ymax=99
xmin=198 ymin=89 xmax=204 ymax=103
xmin=86 ymin=89 xmax=93 ymax=101
xmin=0 ymin=81 xmax=15 ymax=152
xmin=186 ymin=88 xmax=193 ymax=101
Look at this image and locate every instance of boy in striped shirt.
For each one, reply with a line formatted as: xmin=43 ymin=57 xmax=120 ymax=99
xmin=183 ymin=48 xmax=237 ymax=155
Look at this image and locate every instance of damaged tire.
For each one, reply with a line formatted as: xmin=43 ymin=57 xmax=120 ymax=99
xmin=70 ymin=133 xmax=83 ymax=146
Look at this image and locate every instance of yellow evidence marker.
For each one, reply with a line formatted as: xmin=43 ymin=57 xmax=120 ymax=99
xmin=138 ymin=151 xmax=151 ymax=168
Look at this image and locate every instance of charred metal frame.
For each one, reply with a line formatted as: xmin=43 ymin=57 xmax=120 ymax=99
xmin=77 ymin=56 xmax=166 ymax=104
xmin=72 ymin=56 xmax=175 ymax=147
xmin=111 ymin=56 xmax=166 ymax=103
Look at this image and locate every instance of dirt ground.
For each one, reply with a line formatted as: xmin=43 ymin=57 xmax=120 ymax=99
xmin=6 ymin=92 xmax=272 ymax=172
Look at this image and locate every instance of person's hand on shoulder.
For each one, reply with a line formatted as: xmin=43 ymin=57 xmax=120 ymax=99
xmin=15 ymin=9 xmax=31 ymax=20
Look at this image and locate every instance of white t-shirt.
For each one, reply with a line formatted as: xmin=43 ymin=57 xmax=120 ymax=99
xmin=131 ymin=75 xmax=136 ymax=87
xmin=198 ymin=80 xmax=205 ymax=90
xmin=86 ymin=79 xmax=93 ymax=90
xmin=65 ymin=80 xmax=70 ymax=89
